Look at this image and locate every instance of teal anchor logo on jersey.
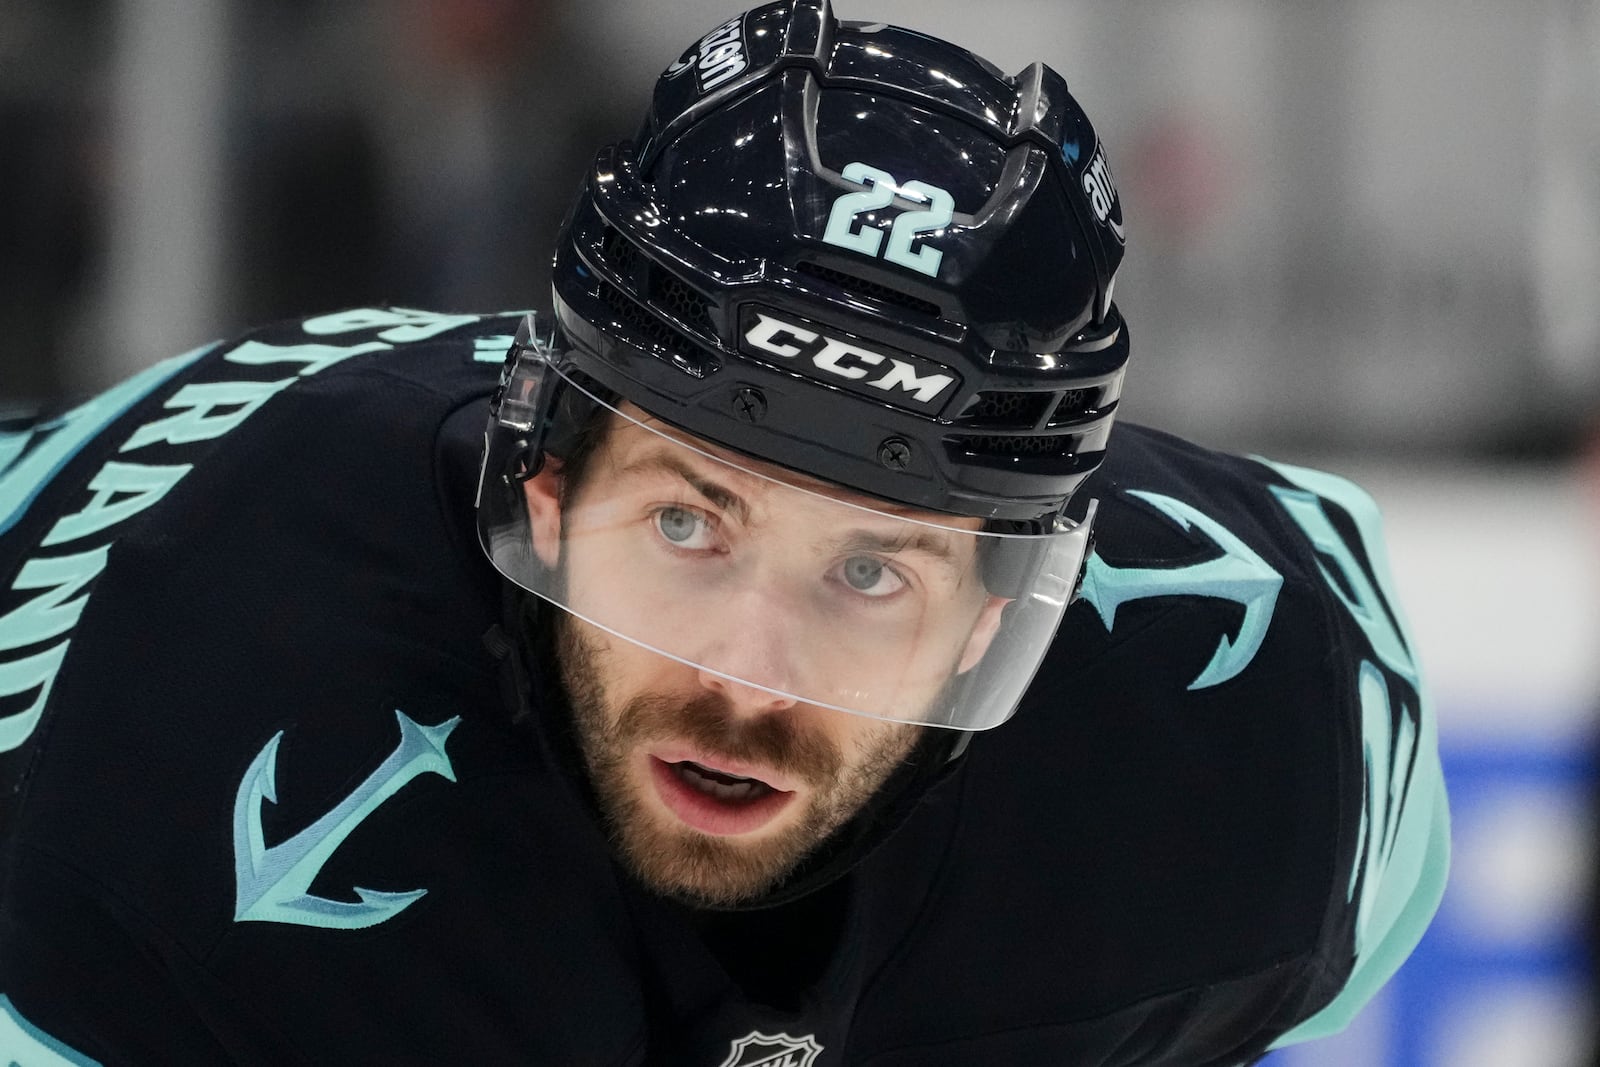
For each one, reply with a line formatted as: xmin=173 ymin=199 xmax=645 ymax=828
xmin=1 ymin=994 xmax=102 ymax=1066
xmin=1077 ymin=490 xmax=1282 ymax=689
xmin=232 ymin=709 xmax=460 ymax=930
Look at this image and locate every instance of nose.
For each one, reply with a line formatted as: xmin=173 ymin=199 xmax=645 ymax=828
xmin=696 ymin=669 xmax=798 ymax=718
xmin=693 ymin=590 xmax=801 ymax=718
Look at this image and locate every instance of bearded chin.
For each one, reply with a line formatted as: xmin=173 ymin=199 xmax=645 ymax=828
xmin=553 ymin=613 xmax=910 ymax=908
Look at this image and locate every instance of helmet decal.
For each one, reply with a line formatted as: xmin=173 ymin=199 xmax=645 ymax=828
xmin=1080 ymin=140 xmax=1125 ymax=244
xmin=739 ymin=307 xmax=961 ymax=414
xmin=664 ymin=13 xmax=749 ymax=94
xmin=545 ymin=0 xmax=1130 ymax=527
xmin=820 ymin=163 xmax=957 ymax=278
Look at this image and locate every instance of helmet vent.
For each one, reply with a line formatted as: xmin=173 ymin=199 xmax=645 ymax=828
xmin=959 ymin=390 xmax=1052 ymax=429
xmin=599 ymin=223 xmax=715 ymax=340
xmin=1046 ymin=388 xmax=1095 ymax=426
xmin=595 ymin=279 xmax=716 ymax=378
xmin=600 ymin=225 xmax=641 ymax=280
xmin=650 ymin=270 xmax=716 ymax=337
xmin=947 ymin=432 xmax=1079 ymax=459
xmin=796 ymin=261 xmax=942 ymax=320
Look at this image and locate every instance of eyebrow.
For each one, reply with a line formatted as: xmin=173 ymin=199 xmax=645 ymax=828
xmin=615 ymin=451 xmax=751 ymax=524
xmin=829 ymin=529 xmax=966 ymax=575
xmin=616 ymin=447 xmax=973 ymax=575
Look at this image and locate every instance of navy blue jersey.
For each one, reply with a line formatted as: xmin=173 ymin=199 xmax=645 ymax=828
xmin=0 ymin=311 xmax=1446 ymax=1065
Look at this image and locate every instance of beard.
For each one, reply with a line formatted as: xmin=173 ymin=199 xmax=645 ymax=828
xmin=556 ymin=614 xmax=919 ymax=907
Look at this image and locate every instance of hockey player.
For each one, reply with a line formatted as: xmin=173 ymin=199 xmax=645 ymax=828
xmin=0 ymin=3 xmax=1447 ymax=1064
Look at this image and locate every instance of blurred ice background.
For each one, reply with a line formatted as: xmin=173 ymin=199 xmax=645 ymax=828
xmin=3 ymin=2 xmax=1597 ymax=1062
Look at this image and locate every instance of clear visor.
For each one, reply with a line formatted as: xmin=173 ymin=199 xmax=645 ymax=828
xmin=477 ymin=331 xmax=1093 ymax=731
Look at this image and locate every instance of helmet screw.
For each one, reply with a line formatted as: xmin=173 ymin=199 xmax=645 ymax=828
xmin=731 ymin=387 xmax=767 ymax=423
xmin=877 ymin=437 xmax=913 ymax=471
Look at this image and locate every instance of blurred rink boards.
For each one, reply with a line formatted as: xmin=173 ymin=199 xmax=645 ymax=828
xmin=1264 ymin=461 xmax=1599 ymax=1067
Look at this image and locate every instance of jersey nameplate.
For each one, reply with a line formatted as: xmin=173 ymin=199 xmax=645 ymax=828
xmin=0 ymin=310 xmax=488 ymax=757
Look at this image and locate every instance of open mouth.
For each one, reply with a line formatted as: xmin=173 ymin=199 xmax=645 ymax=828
xmin=647 ymin=755 xmax=796 ymax=836
xmin=672 ymin=760 xmax=777 ymax=802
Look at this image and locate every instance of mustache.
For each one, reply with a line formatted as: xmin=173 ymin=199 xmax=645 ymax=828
xmin=612 ymin=689 xmax=841 ymax=787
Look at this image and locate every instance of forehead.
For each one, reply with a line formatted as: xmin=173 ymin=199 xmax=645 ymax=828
xmin=601 ymin=402 xmax=982 ymax=533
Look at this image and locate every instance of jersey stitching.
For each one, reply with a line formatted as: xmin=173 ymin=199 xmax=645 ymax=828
xmin=0 ymin=364 xmax=498 ymax=843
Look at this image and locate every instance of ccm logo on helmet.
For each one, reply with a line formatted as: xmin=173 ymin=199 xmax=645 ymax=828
xmin=665 ymin=15 xmax=748 ymax=93
xmin=1081 ymin=142 xmax=1125 ymax=244
xmin=740 ymin=309 xmax=959 ymax=415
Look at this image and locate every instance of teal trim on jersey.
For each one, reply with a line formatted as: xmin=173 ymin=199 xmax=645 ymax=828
xmin=1271 ymin=754 xmax=1449 ymax=1049
xmin=0 ymin=994 xmax=103 ymax=1066
xmin=1265 ymin=484 xmax=1417 ymax=687
xmin=1077 ymin=490 xmax=1282 ymax=689
xmin=0 ymin=344 xmax=212 ymax=538
xmin=233 ymin=710 xmax=461 ymax=930
xmin=473 ymin=335 xmax=516 ymax=362
xmin=1258 ymin=459 xmax=1450 ymax=1050
xmin=0 ymin=434 xmax=27 ymax=477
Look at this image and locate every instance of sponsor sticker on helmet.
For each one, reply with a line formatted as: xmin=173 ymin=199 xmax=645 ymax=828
xmin=665 ymin=14 xmax=748 ymax=94
xmin=740 ymin=306 xmax=960 ymax=415
xmin=1080 ymin=140 xmax=1125 ymax=244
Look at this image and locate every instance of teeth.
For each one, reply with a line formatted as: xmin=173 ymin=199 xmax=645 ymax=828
xmin=688 ymin=761 xmax=755 ymax=783
xmin=676 ymin=761 xmax=769 ymax=802
xmin=700 ymin=776 xmax=760 ymax=801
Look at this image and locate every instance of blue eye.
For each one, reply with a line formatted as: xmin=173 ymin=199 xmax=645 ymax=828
xmin=654 ymin=506 xmax=716 ymax=550
xmin=657 ymin=507 xmax=697 ymax=542
xmin=838 ymin=556 xmax=905 ymax=598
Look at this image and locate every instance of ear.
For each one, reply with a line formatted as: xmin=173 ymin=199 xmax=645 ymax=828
xmin=520 ymin=455 xmax=565 ymax=570
xmin=957 ymin=594 xmax=1011 ymax=674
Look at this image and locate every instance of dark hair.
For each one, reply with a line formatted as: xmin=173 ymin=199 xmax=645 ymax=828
xmin=549 ymin=384 xmax=618 ymax=510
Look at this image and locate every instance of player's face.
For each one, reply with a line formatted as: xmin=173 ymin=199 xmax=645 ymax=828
xmin=531 ymin=408 xmax=993 ymax=906
xmin=555 ymin=611 xmax=921 ymax=905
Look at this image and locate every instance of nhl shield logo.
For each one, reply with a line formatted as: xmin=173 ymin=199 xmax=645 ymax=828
xmin=716 ymin=1029 xmax=824 ymax=1067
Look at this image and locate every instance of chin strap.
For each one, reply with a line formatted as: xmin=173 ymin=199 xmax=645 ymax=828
xmin=481 ymin=588 xmax=539 ymax=728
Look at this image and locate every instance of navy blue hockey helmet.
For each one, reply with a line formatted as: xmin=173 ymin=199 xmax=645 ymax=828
xmin=548 ymin=0 xmax=1127 ymax=528
xmin=479 ymin=0 xmax=1127 ymax=732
